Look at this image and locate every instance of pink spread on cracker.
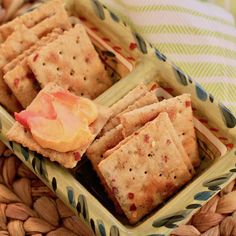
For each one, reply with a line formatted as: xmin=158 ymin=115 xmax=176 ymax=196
xmin=14 ymin=88 xmax=98 ymax=153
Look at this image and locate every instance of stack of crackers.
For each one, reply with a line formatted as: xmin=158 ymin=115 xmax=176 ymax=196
xmin=0 ymin=0 xmax=111 ymax=113
xmin=87 ymin=84 xmax=200 ymax=224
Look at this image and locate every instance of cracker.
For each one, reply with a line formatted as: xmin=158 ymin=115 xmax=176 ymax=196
xmin=3 ymin=29 xmax=63 ymax=108
xmin=3 ymin=28 xmax=63 ymax=74
xmin=98 ymin=112 xmax=192 ymax=224
xmin=30 ymin=2 xmax=71 ymax=38
xmin=0 ymin=78 xmax=21 ymax=113
xmin=154 ymin=112 xmax=194 ymax=175
xmin=109 ymin=84 xmax=149 ymax=118
xmin=100 ymin=90 xmax=158 ymax=135
xmin=7 ymin=83 xmax=111 ymax=168
xmin=86 ymin=125 xmax=124 ymax=172
xmin=0 ymin=24 xmax=39 ymax=112
xmin=27 ymin=24 xmax=111 ymax=99
xmin=0 ymin=24 xmax=38 ymax=65
xmin=120 ymin=94 xmax=200 ymax=167
xmin=0 ymin=0 xmax=69 ymax=43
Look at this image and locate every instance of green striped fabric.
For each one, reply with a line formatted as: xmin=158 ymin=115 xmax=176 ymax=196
xmin=102 ymin=0 xmax=236 ymax=114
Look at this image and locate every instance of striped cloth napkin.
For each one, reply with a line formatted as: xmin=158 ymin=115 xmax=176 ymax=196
xmin=102 ymin=0 xmax=236 ymax=114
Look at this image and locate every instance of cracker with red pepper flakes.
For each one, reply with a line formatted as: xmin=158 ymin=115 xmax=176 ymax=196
xmin=0 ymin=0 xmax=69 ymax=43
xmin=0 ymin=0 xmax=71 ymax=113
xmin=27 ymin=23 xmax=111 ymax=100
xmin=3 ymin=29 xmax=63 ymax=108
xmin=99 ymin=84 xmax=149 ymax=137
xmin=120 ymin=94 xmax=200 ymax=168
xmin=100 ymin=90 xmax=158 ymax=136
xmin=7 ymin=83 xmax=111 ymax=168
xmin=98 ymin=112 xmax=192 ymax=224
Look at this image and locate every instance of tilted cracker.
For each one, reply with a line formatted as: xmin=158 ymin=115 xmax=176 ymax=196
xmin=27 ymin=24 xmax=111 ymax=99
xmin=7 ymin=83 xmax=111 ymax=168
xmin=109 ymin=84 xmax=148 ymax=118
xmin=0 ymin=24 xmax=38 ymax=66
xmin=86 ymin=125 xmax=124 ymax=213
xmin=99 ymin=112 xmax=192 ymax=224
xmin=0 ymin=24 xmax=39 ymax=112
xmin=31 ymin=3 xmax=71 ymax=39
xmin=0 ymin=0 xmax=69 ymax=43
xmin=3 ymin=28 xmax=63 ymax=74
xmin=86 ymin=125 xmax=124 ymax=173
xmin=154 ymin=112 xmax=194 ymax=175
xmin=3 ymin=29 xmax=63 ymax=108
xmin=0 ymin=79 xmax=21 ymax=113
xmin=103 ymin=91 xmax=158 ymax=135
xmin=120 ymin=94 xmax=200 ymax=167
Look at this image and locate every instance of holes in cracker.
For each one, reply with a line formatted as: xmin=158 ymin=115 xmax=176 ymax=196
xmin=129 ymin=168 xmax=132 ymax=172
xmin=56 ymin=67 xmax=60 ymax=71
xmin=73 ymin=56 xmax=76 ymax=60
xmin=42 ymin=62 xmax=46 ymax=66
xmin=83 ymin=76 xmax=87 ymax=81
xmin=144 ymin=171 xmax=148 ymax=175
xmin=59 ymin=51 xmax=63 ymax=55
xmin=70 ymin=69 xmax=75 ymax=76
xmin=76 ymin=37 xmax=80 ymax=44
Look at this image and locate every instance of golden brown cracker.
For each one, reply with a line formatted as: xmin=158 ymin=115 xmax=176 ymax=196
xmin=99 ymin=112 xmax=192 ymax=224
xmin=28 ymin=24 xmax=111 ymax=99
xmin=120 ymin=94 xmax=200 ymax=167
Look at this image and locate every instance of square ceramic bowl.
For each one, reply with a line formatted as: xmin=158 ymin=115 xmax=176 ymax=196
xmin=1 ymin=0 xmax=236 ymax=235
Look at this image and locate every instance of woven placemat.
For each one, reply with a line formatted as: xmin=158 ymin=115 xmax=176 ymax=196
xmin=0 ymin=145 xmax=93 ymax=236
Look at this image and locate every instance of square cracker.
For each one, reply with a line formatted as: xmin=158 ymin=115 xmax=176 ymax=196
xmin=0 ymin=25 xmax=40 ymax=112
xmin=120 ymin=94 xmax=200 ymax=167
xmin=98 ymin=112 xmax=192 ymax=224
xmin=100 ymin=90 xmax=158 ymax=136
xmin=27 ymin=23 xmax=111 ymax=99
xmin=7 ymin=83 xmax=111 ymax=168
xmin=3 ymin=29 xmax=63 ymax=108
xmin=0 ymin=0 xmax=69 ymax=43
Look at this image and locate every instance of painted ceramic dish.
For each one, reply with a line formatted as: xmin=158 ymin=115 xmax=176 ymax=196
xmin=1 ymin=0 xmax=236 ymax=235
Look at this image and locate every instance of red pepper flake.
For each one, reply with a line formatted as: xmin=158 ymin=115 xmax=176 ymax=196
xmin=128 ymin=192 xmax=134 ymax=199
xmin=219 ymin=137 xmax=228 ymax=141
xmin=192 ymin=107 xmax=197 ymax=112
xmin=33 ymin=53 xmax=39 ymax=62
xmin=79 ymin=16 xmax=87 ymax=21
xmin=126 ymin=56 xmax=135 ymax=61
xmin=73 ymin=152 xmax=81 ymax=161
xmin=113 ymin=46 xmax=122 ymax=51
xmin=14 ymin=78 xmax=20 ymax=89
xmin=112 ymin=187 xmax=118 ymax=194
xmin=102 ymin=37 xmax=110 ymax=42
xmin=210 ymin=127 xmax=219 ymax=132
xmin=164 ymin=87 xmax=174 ymax=94
xmin=162 ymin=155 xmax=168 ymax=163
xmin=226 ymin=143 xmax=234 ymax=149
xmin=129 ymin=42 xmax=137 ymax=50
xmin=130 ymin=204 xmax=136 ymax=211
xmin=144 ymin=134 xmax=150 ymax=143
xmin=185 ymin=100 xmax=191 ymax=107
xmin=166 ymin=139 xmax=171 ymax=145
xmin=199 ymin=118 xmax=208 ymax=124
xmin=150 ymin=83 xmax=158 ymax=91
xmin=90 ymin=27 xmax=98 ymax=32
